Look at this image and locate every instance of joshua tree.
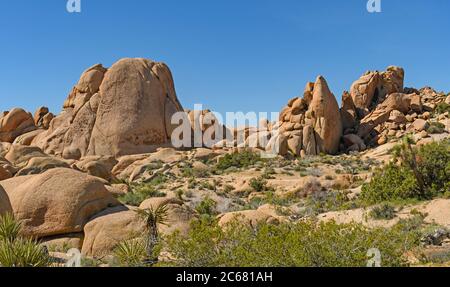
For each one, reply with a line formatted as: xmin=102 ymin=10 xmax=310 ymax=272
xmin=136 ymin=204 xmax=169 ymax=265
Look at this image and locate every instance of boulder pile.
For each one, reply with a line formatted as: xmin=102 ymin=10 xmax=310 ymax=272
xmin=278 ymin=76 xmax=342 ymax=156
xmin=32 ymin=58 xmax=184 ymax=159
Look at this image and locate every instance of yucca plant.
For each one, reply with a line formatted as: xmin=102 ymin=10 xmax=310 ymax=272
xmin=135 ymin=204 xmax=169 ymax=266
xmin=0 ymin=238 xmax=51 ymax=267
xmin=114 ymin=239 xmax=147 ymax=267
xmin=0 ymin=213 xmax=51 ymax=267
xmin=0 ymin=213 xmax=21 ymax=243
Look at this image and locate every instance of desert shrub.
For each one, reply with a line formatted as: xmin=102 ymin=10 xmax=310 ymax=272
xmin=435 ymin=102 xmax=450 ymax=115
xmin=427 ymin=122 xmax=446 ymax=134
xmin=165 ymin=218 xmax=417 ymax=267
xmin=215 ymin=151 xmax=262 ymax=171
xmin=369 ymin=203 xmax=397 ymax=220
xmin=249 ymin=176 xmax=269 ymax=192
xmin=195 ymin=197 xmax=218 ymax=216
xmin=199 ymin=181 xmax=216 ymax=191
xmin=361 ymin=164 xmax=420 ymax=203
xmin=0 ymin=214 xmax=51 ymax=267
xmin=416 ymin=140 xmax=450 ymax=193
xmin=302 ymin=190 xmax=355 ymax=215
xmin=361 ymin=140 xmax=449 ymax=204
xmin=119 ymin=183 xmax=166 ymax=206
xmin=181 ymin=165 xmax=210 ymax=178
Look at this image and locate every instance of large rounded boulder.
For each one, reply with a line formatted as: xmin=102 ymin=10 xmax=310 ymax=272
xmin=0 ymin=108 xmax=36 ymax=143
xmin=0 ymin=168 xmax=119 ymax=238
xmin=89 ymin=58 xmax=183 ymax=157
xmin=32 ymin=58 xmax=184 ymax=159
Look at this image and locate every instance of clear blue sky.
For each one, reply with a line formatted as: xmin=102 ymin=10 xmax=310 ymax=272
xmin=1 ymin=0 xmax=449 ymax=116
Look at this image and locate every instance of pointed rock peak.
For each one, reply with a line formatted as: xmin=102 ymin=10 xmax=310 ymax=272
xmin=313 ymin=75 xmax=333 ymax=100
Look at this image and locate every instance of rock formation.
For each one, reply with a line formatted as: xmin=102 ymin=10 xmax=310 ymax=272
xmin=0 ymin=108 xmax=36 ymax=143
xmin=278 ymin=76 xmax=342 ymax=156
xmin=32 ymin=58 xmax=184 ymax=159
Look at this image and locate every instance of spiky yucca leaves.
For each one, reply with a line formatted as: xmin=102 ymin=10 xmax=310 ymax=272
xmin=114 ymin=239 xmax=147 ymax=267
xmin=0 ymin=238 xmax=51 ymax=267
xmin=0 ymin=213 xmax=21 ymax=243
xmin=135 ymin=204 xmax=169 ymax=265
xmin=0 ymin=213 xmax=51 ymax=267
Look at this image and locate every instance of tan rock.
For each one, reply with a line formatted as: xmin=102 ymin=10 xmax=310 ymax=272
xmin=287 ymin=134 xmax=302 ymax=156
xmin=302 ymin=125 xmax=317 ymax=155
xmin=0 ymin=108 xmax=36 ymax=143
xmin=0 ymin=185 xmax=12 ymax=216
xmin=33 ymin=106 xmax=49 ymax=127
xmin=15 ymin=156 xmax=70 ymax=176
xmin=1 ymin=168 xmax=119 ymax=238
xmin=0 ymin=166 xmax=12 ymax=181
xmin=308 ymin=76 xmax=342 ymax=154
xmin=105 ymin=184 xmax=130 ymax=197
xmin=340 ymin=91 xmax=357 ymax=130
xmin=265 ymin=133 xmax=288 ymax=156
xmin=409 ymin=119 xmax=429 ymax=132
xmin=81 ymin=205 xmax=145 ymax=257
xmin=350 ymin=66 xmax=404 ymax=112
xmin=41 ymin=233 xmax=84 ymax=251
xmin=31 ymin=111 xmax=73 ymax=157
xmin=0 ymin=142 xmax=11 ymax=157
xmin=73 ymin=156 xmax=118 ymax=181
xmin=13 ymin=129 xmax=44 ymax=146
xmin=5 ymin=145 xmax=48 ymax=167
xmin=64 ymin=64 xmax=107 ymax=109
xmin=343 ymin=134 xmax=366 ymax=151
xmin=41 ymin=113 xmax=54 ymax=130
xmin=89 ymin=58 xmax=183 ymax=157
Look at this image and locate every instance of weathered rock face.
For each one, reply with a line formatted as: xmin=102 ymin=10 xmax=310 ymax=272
xmin=278 ymin=76 xmax=342 ymax=156
xmin=340 ymin=91 xmax=357 ymax=131
xmin=64 ymin=64 xmax=107 ymax=110
xmin=81 ymin=205 xmax=145 ymax=257
xmin=308 ymin=76 xmax=343 ymax=154
xmin=33 ymin=106 xmax=54 ymax=129
xmin=32 ymin=58 xmax=184 ymax=159
xmin=0 ymin=168 xmax=119 ymax=238
xmin=350 ymin=66 xmax=404 ymax=115
xmin=0 ymin=108 xmax=36 ymax=143
xmin=357 ymin=93 xmax=424 ymax=138
xmin=0 ymin=185 xmax=12 ymax=216
xmin=89 ymin=59 xmax=183 ymax=157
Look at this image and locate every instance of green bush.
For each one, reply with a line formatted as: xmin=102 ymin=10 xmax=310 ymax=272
xmin=303 ymin=190 xmax=354 ymax=215
xmin=119 ymin=183 xmax=166 ymax=206
xmin=164 ymin=218 xmax=418 ymax=267
xmin=249 ymin=176 xmax=269 ymax=192
xmin=369 ymin=203 xmax=397 ymax=220
xmin=435 ymin=102 xmax=450 ymax=115
xmin=361 ymin=140 xmax=449 ymax=204
xmin=416 ymin=140 xmax=450 ymax=193
xmin=427 ymin=122 xmax=446 ymax=134
xmin=215 ymin=151 xmax=262 ymax=171
xmin=0 ymin=214 xmax=51 ymax=267
xmin=361 ymin=164 xmax=420 ymax=203
xmin=195 ymin=197 xmax=218 ymax=216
